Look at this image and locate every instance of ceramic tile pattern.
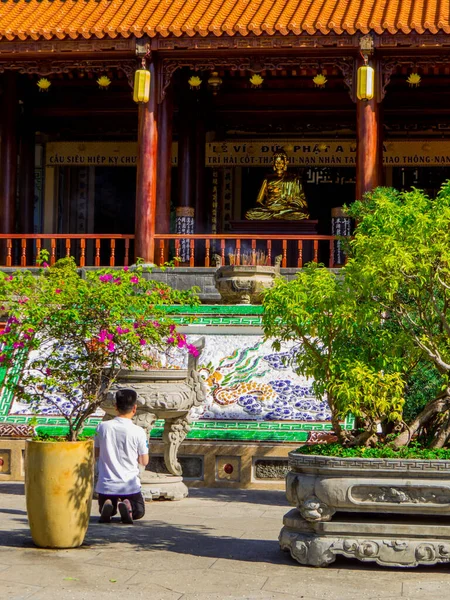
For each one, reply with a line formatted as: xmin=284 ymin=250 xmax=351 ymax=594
xmin=0 ymin=0 xmax=448 ymax=41
xmin=8 ymin=334 xmax=331 ymax=425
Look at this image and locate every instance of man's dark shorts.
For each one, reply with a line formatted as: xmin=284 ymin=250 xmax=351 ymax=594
xmin=98 ymin=491 xmax=145 ymax=520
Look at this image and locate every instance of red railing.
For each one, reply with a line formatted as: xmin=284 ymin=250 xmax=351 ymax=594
xmin=0 ymin=234 xmax=342 ymax=268
xmin=154 ymin=234 xmax=339 ymax=268
xmin=0 ymin=234 xmax=134 ymax=268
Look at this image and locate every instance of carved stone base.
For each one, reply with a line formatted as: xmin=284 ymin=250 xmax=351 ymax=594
xmin=140 ymin=471 xmax=188 ymax=501
xmin=280 ymin=509 xmax=450 ymax=568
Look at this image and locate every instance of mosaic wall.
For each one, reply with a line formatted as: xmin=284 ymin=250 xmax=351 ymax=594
xmin=0 ymin=307 xmax=346 ymax=441
xmin=185 ymin=335 xmax=330 ymax=423
xmin=5 ymin=335 xmax=330 ymax=424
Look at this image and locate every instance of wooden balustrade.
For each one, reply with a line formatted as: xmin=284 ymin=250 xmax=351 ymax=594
xmin=0 ymin=233 xmax=344 ymax=269
xmin=0 ymin=234 xmax=134 ymax=268
xmin=154 ymin=234 xmax=341 ymax=269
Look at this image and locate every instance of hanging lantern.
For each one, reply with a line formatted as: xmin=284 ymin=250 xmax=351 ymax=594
xmin=188 ymin=75 xmax=202 ymax=91
xmin=356 ymin=65 xmax=374 ymax=101
xmin=133 ymin=69 xmax=151 ymax=103
xmin=313 ymin=74 xmax=327 ymax=88
xmin=249 ymin=74 xmax=264 ymax=88
xmin=208 ymin=71 xmax=222 ymax=95
xmin=37 ymin=78 xmax=51 ymax=92
xmin=97 ymin=75 xmax=111 ymax=90
xmin=407 ymin=73 xmax=421 ymax=87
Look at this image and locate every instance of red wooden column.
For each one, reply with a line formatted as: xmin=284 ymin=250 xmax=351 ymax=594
xmin=0 ymin=72 xmax=18 ymax=234
xmin=156 ymin=82 xmax=173 ymax=237
xmin=356 ymin=57 xmax=383 ymax=200
xmin=135 ymin=60 xmax=158 ymax=263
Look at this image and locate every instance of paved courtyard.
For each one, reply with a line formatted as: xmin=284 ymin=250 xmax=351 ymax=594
xmin=0 ymin=483 xmax=450 ymax=599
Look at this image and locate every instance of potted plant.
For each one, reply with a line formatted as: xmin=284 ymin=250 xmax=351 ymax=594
xmin=263 ymin=184 xmax=450 ymax=567
xmin=0 ymin=257 xmax=198 ymax=548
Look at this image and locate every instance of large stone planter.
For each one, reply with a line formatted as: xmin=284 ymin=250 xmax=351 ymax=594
xmin=280 ymin=452 xmax=450 ymax=567
xmin=214 ymin=265 xmax=279 ymax=304
xmin=101 ymin=339 xmax=206 ymax=500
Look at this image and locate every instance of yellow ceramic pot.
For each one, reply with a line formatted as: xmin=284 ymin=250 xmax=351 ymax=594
xmin=25 ymin=440 xmax=94 ymax=549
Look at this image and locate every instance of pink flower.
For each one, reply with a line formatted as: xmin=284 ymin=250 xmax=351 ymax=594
xmin=98 ymin=330 xmax=108 ymax=343
xmin=133 ymin=322 xmax=139 ymax=329
xmin=107 ymin=341 xmax=115 ymax=352
xmin=42 ymin=262 xmax=49 ymax=268
xmin=169 ymin=324 xmax=176 ymax=334
xmin=99 ymin=274 xmax=114 ymax=283
xmin=18 ymin=297 xmax=29 ymax=304
xmin=13 ymin=342 xmax=24 ymax=349
xmin=0 ymin=355 xmax=6 ymax=363
xmin=6 ymin=275 xmax=13 ymax=281
xmin=7 ymin=316 xmax=19 ymax=325
xmin=123 ymin=266 xmax=129 ymax=272
xmin=106 ymin=333 xmax=114 ymax=341
xmin=177 ymin=334 xmax=186 ymax=349
xmin=130 ymin=276 xmax=139 ymax=284
xmin=23 ymin=334 xmax=31 ymax=341
xmin=167 ymin=337 xmax=175 ymax=344
xmin=113 ymin=277 xmax=121 ymax=285
xmin=187 ymin=344 xmax=199 ymax=358
xmin=140 ymin=339 xmax=146 ymax=346
xmin=27 ymin=328 xmax=34 ymax=334
xmin=0 ymin=326 xmax=11 ymax=335
xmin=116 ymin=326 xmax=130 ymax=335
xmin=45 ymin=368 xmax=51 ymax=376
xmin=152 ymin=321 xmax=160 ymax=328
xmin=55 ymin=289 xmax=62 ymax=294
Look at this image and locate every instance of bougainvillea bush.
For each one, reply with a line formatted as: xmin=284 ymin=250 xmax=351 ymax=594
xmin=264 ymin=183 xmax=450 ymax=448
xmin=0 ymin=257 xmax=199 ymax=441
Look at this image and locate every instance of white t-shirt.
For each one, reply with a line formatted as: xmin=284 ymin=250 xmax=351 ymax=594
xmin=95 ymin=417 xmax=148 ymax=495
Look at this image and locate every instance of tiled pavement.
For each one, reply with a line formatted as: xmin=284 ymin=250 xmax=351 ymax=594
xmin=0 ymin=482 xmax=449 ymax=599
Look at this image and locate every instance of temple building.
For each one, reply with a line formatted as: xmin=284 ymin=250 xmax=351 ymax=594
xmin=1 ymin=1 xmax=450 ymax=488
xmin=0 ymin=0 xmax=449 ymax=268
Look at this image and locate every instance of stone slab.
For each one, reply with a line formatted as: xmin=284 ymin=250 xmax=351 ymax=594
xmin=2 ymin=484 xmax=450 ymax=600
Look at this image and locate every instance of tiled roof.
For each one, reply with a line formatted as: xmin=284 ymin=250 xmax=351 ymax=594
xmin=0 ymin=0 xmax=449 ymax=41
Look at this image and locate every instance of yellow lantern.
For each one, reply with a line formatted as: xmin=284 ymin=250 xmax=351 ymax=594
xmin=133 ymin=69 xmax=151 ymax=103
xmin=208 ymin=71 xmax=222 ymax=95
xmin=356 ymin=65 xmax=374 ymax=101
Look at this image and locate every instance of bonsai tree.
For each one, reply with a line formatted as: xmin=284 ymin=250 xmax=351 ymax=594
xmin=0 ymin=257 xmax=199 ymax=441
xmin=346 ymin=184 xmax=450 ymax=447
xmin=263 ymin=263 xmax=410 ymax=446
xmin=264 ymin=183 xmax=450 ymax=448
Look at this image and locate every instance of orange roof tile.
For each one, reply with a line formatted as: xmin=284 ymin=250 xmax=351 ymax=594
xmin=0 ymin=0 xmax=449 ymax=41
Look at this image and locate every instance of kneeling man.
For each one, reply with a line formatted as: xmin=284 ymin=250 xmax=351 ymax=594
xmin=95 ymin=389 xmax=149 ymax=524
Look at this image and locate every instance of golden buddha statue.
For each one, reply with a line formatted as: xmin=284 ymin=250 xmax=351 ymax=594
xmin=246 ymin=150 xmax=309 ymax=220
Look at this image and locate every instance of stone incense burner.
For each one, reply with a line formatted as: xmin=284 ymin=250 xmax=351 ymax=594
xmin=214 ymin=263 xmax=280 ymax=305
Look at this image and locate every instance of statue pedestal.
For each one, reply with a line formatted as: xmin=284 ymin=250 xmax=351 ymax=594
xmin=140 ymin=471 xmax=188 ymax=502
xmin=229 ymin=220 xmax=318 ymax=234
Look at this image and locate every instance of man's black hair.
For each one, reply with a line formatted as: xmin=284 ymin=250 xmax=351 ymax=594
xmin=116 ymin=388 xmax=138 ymax=414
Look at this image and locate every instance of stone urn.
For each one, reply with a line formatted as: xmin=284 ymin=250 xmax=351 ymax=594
xmin=101 ymin=339 xmax=206 ymax=500
xmin=214 ymin=264 xmax=279 ymax=304
xmin=280 ymin=452 xmax=450 ymax=567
